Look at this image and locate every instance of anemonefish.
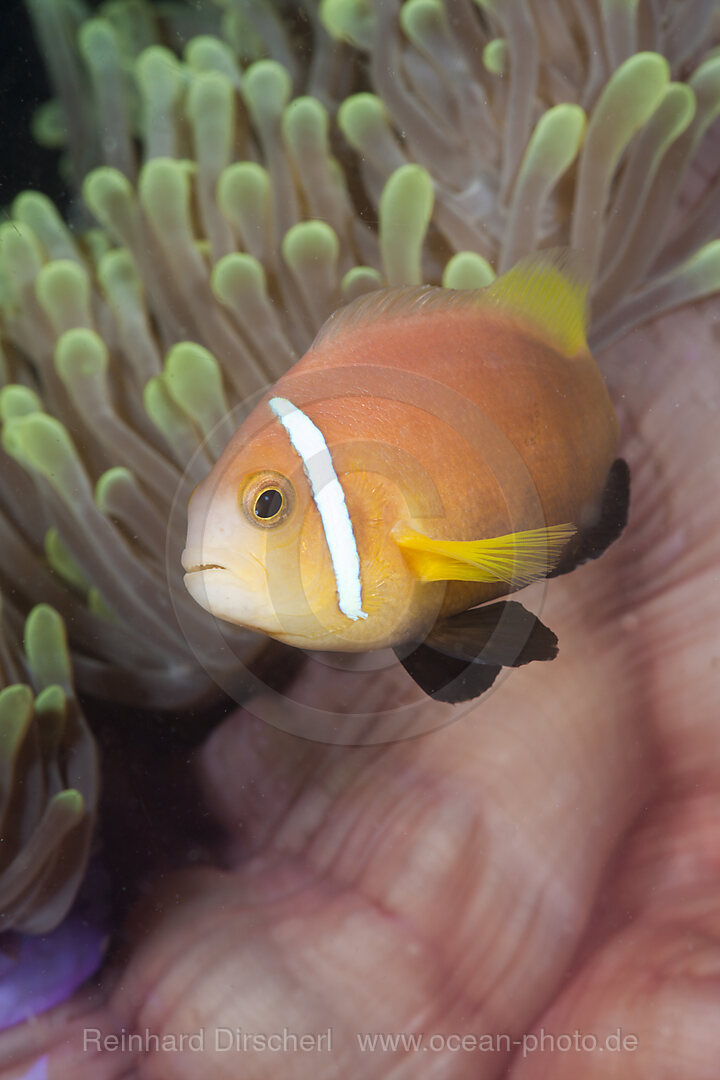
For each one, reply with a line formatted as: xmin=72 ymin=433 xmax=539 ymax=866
xmin=182 ymin=251 xmax=629 ymax=702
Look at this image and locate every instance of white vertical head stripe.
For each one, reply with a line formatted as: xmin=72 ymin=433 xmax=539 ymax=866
xmin=268 ymin=396 xmax=368 ymax=621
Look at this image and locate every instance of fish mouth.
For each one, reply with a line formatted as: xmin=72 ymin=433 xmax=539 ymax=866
xmin=182 ymin=562 xmax=286 ymax=636
xmin=181 ymin=545 xmax=230 ymax=574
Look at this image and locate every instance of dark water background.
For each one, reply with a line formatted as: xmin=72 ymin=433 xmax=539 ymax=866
xmin=1 ymin=0 xmax=66 ymax=210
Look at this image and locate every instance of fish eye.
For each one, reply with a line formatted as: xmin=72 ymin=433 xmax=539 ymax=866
xmin=254 ymin=488 xmax=283 ymax=520
xmin=240 ymin=472 xmax=294 ymax=528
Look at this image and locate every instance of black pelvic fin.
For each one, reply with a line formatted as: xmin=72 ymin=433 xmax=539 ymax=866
xmin=394 ymin=600 xmax=558 ymax=704
xmin=394 ymin=642 xmax=503 ymax=703
xmin=549 ymin=458 xmax=630 ymax=578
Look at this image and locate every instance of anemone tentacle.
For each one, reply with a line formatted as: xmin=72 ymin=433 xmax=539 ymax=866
xmin=0 ymin=601 xmax=98 ymax=935
xmin=1 ymin=0 xmax=719 ymax=706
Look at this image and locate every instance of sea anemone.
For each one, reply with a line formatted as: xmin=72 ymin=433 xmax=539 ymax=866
xmin=0 ymin=601 xmax=96 ymax=934
xmin=4 ymin=0 xmax=720 ymax=711
xmin=1 ymin=0 xmax=719 ymax=982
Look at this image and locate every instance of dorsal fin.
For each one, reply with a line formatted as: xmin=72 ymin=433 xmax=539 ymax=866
xmin=312 ymin=248 xmax=589 ymax=357
xmin=312 ymin=285 xmax=458 ymax=349
xmin=480 ymin=248 xmax=589 ymax=357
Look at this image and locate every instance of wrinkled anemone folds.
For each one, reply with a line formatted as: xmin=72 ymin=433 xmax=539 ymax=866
xmin=0 ymin=0 xmax=719 ymax=939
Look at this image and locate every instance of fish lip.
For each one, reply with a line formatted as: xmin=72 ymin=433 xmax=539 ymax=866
xmin=183 ymin=565 xmax=284 ymax=636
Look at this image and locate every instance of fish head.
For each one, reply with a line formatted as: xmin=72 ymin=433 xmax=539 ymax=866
xmin=182 ymin=396 xmax=441 ymax=651
xmin=182 ymin=415 xmax=331 ymax=644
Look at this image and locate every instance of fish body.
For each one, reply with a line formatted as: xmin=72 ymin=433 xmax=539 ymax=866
xmin=183 ymin=252 xmax=626 ymax=697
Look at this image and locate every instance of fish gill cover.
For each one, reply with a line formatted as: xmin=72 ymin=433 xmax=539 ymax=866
xmin=0 ymin=0 xmax=718 ymax=973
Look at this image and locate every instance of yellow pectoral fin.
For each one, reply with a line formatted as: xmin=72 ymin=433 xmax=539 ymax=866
xmin=394 ymin=523 xmax=577 ymax=586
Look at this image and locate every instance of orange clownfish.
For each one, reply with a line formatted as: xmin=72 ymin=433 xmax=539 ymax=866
xmin=182 ymin=251 xmax=628 ymax=702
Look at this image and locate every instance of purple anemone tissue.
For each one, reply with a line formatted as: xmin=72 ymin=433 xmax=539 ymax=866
xmin=0 ymin=873 xmax=107 ymax=1031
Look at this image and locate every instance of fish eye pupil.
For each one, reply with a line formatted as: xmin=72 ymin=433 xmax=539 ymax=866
xmin=254 ymin=488 xmax=283 ymax=520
